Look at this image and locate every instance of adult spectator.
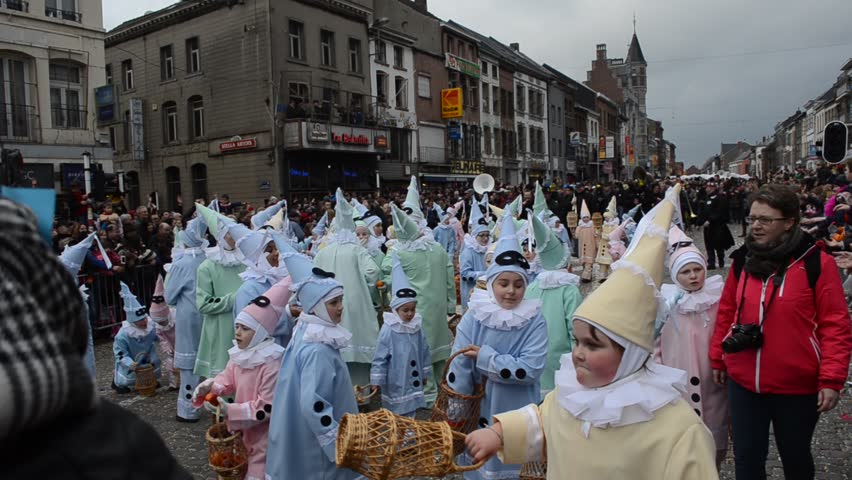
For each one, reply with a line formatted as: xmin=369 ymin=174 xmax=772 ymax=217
xmin=698 ymin=182 xmax=734 ymax=270
xmin=710 ymin=184 xmax=852 ymax=480
xmin=135 ymin=205 xmax=152 ymax=246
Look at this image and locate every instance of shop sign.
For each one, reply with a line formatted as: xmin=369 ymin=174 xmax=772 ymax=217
xmin=441 ymin=88 xmax=463 ymax=119
xmin=220 ymin=137 xmax=258 ymax=153
xmin=130 ymin=98 xmax=145 ymax=161
xmin=605 ymin=136 xmax=615 ymax=158
xmin=599 ymin=136 xmax=606 ymax=159
xmin=308 ymin=122 xmax=329 ymax=143
xmin=333 ymin=133 xmax=370 ymax=146
xmin=445 ymin=53 xmax=481 ymax=78
xmin=450 ymin=159 xmax=483 ymax=175
xmin=448 ymin=124 xmax=462 ymax=140
xmin=375 ymin=135 xmax=388 ymax=148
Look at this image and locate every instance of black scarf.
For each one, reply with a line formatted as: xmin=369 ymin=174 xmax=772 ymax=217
xmin=744 ymin=227 xmax=803 ymax=279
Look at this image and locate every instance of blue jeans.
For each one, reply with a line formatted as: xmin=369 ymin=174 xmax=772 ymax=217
xmin=728 ymin=379 xmax=819 ymax=480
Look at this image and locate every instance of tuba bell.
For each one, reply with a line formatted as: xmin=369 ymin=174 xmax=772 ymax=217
xmin=473 ymin=174 xmax=495 ymax=195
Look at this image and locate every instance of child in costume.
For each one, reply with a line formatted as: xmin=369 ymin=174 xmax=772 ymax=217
xmin=448 ymin=214 xmax=548 ymax=480
xmin=265 ymin=246 xmax=361 ymax=480
xmin=595 ymin=196 xmax=619 ymax=281
xmin=447 ymin=200 xmax=466 ymax=255
xmin=113 ymin=282 xmax=161 ymax=393
xmin=433 ymin=202 xmax=458 ymax=257
xmin=524 ymin=210 xmax=583 ymax=397
xmin=656 ymin=225 xmax=729 ymax=468
xmin=149 ymin=274 xmax=179 ymax=390
xmin=370 ymin=255 xmax=433 ymax=417
xmin=575 ymin=199 xmax=598 ymax=283
xmin=459 ymin=200 xmax=491 ymax=310
xmin=465 ymin=185 xmax=720 ymax=480
xmin=193 ymin=284 xmax=287 ymax=480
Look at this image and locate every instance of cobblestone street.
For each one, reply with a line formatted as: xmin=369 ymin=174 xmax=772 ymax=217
xmin=93 ymin=225 xmax=852 ymax=479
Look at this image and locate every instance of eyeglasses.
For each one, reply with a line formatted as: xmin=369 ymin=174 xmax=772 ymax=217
xmin=745 ymin=216 xmax=788 ymax=226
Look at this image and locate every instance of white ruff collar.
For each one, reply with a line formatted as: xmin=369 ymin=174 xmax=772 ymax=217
xmin=468 ymin=288 xmax=541 ymax=331
xmin=179 ymin=245 xmax=206 ymax=259
xmin=436 ymin=222 xmax=453 ymax=231
xmin=398 ymin=235 xmax=436 ymax=252
xmin=535 ymin=270 xmax=580 ymax=289
xmin=300 ymin=313 xmax=352 ymax=350
xmin=328 ymin=229 xmax=359 ymax=246
xmin=382 ymin=312 xmax=422 ymax=334
xmin=205 ymin=246 xmax=244 ymax=266
xmin=663 ymin=275 xmax=724 ymax=315
xmin=120 ymin=320 xmax=154 ymax=340
xmin=578 ymin=219 xmax=594 ymax=228
xmin=228 ymin=337 xmax=284 ymax=369
xmin=463 ymin=234 xmax=489 ymax=254
xmin=373 ymin=234 xmax=387 ymax=244
xmin=239 ymin=264 xmax=287 ymax=284
xmin=555 ymin=356 xmax=687 ymax=438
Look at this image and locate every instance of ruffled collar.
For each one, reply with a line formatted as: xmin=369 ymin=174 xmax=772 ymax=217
xmin=664 ymin=274 xmax=724 ymax=315
xmin=328 ymin=229 xmax=359 ymax=246
xmin=239 ymin=264 xmax=288 ymax=285
xmin=362 ymin=236 xmax=383 ymax=257
xmin=120 ymin=319 xmax=154 ymax=340
xmin=463 ymin=234 xmax=489 ymax=254
xmin=178 ymin=245 xmax=206 ymax=259
xmin=436 ymin=222 xmax=453 ymax=231
xmin=300 ymin=313 xmax=352 ymax=350
xmin=227 ymin=337 xmax=285 ymax=369
xmin=555 ymin=356 xmax=687 ymax=438
xmin=382 ymin=312 xmax=422 ymax=334
xmin=535 ymin=270 xmax=580 ymax=289
xmin=578 ymin=219 xmax=594 ymax=228
xmin=397 ymin=235 xmax=436 ymax=252
xmin=205 ymin=246 xmax=244 ymax=266
xmin=468 ymin=288 xmax=541 ymax=331
xmin=373 ymin=234 xmax=387 ymax=244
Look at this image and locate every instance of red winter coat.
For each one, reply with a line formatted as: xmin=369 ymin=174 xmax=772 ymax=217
xmin=710 ymin=240 xmax=852 ymax=394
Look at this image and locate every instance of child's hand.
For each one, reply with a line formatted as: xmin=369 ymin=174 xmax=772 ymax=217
xmin=462 ymin=345 xmax=480 ymax=359
xmin=465 ymin=425 xmax=502 ymax=463
xmin=192 ymin=378 xmax=216 ymax=406
xmin=204 ymin=398 xmax=227 ymax=417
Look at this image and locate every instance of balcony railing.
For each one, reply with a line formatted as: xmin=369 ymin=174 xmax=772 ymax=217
xmin=2 ymin=0 xmax=28 ymax=12
xmin=51 ymin=106 xmax=86 ymax=129
xmin=45 ymin=6 xmax=81 ymax=22
xmin=1 ymin=103 xmax=39 ymax=141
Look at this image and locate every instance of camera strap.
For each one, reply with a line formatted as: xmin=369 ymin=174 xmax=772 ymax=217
xmin=734 ymin=270 xmax=782 ymax=329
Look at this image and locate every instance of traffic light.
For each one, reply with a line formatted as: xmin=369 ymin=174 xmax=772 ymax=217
xmin=1 ymin=148 xmax=24 ymax=186
xmin=822 ymin=121 xmax=849 ymax=164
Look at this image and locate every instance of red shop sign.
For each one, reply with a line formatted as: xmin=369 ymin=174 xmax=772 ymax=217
xmin=332 ymin=133 xmax=370 ymax=146
xmin=219 ymin=138 xmax=258 ymax=153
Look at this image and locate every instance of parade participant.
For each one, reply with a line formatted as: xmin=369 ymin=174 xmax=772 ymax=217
xmin=524 ymin=210 xmax=583 ymax=396
xmin=433 ymin=202 xmax=458 ymax=257
xmin=576 ymin=199 xmax=598 ymax=282
xmin=164 ymin=214 xmax=209 ymax=422
xmin=698 ymin=182 xmax=735 ymax=270
xmin=250 ymin=199 xmax=287 ymax=230
xmin=369 ymin=254 xmax=433 ymax=417
xmin=314 ymin=188 xmax=380 ymax=385
xmin=352 ymin=197 xmax=386 ymax=248
xmin=402 ymin=175 xmax=427 ymax=229
xmin=465 ymin=185 xmax=720 ymax=480
xmin=192 ymin=285 xmax=287 ymax=480
xmin=447 ymin=200 xmax=466 ymax=254
xmin=595 ymin=196 xmax=619 ymax=281
xmin=384 ymin=203 xmax=455 ymax=406
xmin=353 ymin=199 xmax=386 ymax=270
xmin=265 ymin=249 xmax=361 ymax=480
xmin=459 ymin=200 xmax=490 ymax=310
xmin=448 ymin=213 xmax=548 ymax=480
xmin=192 ymin=204 xmax=247 ymax=378
xmin=355 ymin=215 xmax=387 ymax=310
xmin=150 ymin=274 xmax=179 ymax=390
xmin=655 ymin=225 xmax=729 ymax=468
xmin=113 ymin=282 xmax=161 ymax=393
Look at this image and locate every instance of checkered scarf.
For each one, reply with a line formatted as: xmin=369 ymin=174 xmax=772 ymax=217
xmin=0 ymin=199 xmax=95 ymax=442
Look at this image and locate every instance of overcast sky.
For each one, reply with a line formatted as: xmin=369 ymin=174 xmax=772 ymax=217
xmin=104 ymin=0 xmax=852 ymax=167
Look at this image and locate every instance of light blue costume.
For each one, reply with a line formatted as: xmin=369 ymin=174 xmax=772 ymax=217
xmin=447 ymin=214 xmax=548 ymax=480
xmin=459 ymin=200 xmax=490 ymax=310
xmin=370 ymin=255 xmax=433 ymax=416
xmin=265 ymin=243 xmax=360 ymax=480
xmin=113 ymin=282 xmax=161 ymax=388
xmin=164 ymin=215 xmax=208 ymax=420
xmin=433 ymin=202 xmax=457 ymax=257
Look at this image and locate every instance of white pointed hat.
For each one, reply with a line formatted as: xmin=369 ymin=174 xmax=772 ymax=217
xmin=313 ymin=211 xmax=329 ymax=237
xmin=580 ymin=199 xmax=591 ymax=219
xmin=468 ymin=198 xmax=490 ymax=237
xmin=390 ymin=253 xmax=417 ymax=310
xmin=251 ymin=200 xmax=287 ymax=230
xmin=484 ymin=212 xmax=528 ymax=282
xmin=402 ymin=176 xmax=424 ymax=221
xmin=59 ymin=231 xmax=112 ymax=275
xmin=604 ymin=196 xmax=618 ymax=220
xmin=119 ymin=281 xmax=148 ymax=323
xmin=333 ymin=188 xmax=356 ymax=232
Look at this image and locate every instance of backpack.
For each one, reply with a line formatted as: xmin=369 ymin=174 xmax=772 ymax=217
xmin=731 ymin=245 xmax=822 ymax=292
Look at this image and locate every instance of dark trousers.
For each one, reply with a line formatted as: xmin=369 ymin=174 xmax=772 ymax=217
xmin=706 ymin=247 xmax=727 ymax=268
xmin=728 ymin=379 xmax=820 ymax=480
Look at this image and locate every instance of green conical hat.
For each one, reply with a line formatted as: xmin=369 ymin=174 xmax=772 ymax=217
xmin=530 ymin=210 xmax=569 ymax=270
xmin=196 ymin=203 xmax=234 ymax=238
xmin=391 ymin=203 xmax=420 ymax=242
xmin=506 ymin=195 xmax=522 ymax=218
xmin=333 ymin=188 xmax=356 ymax=232
xmin=533 ymin=181 xmax=549 ymax=217
xmin=402 ymin=176 xmax=423 ymax=220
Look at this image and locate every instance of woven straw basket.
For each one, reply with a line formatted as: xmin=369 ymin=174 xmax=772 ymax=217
xmin=355 ymin=385 xmax=379 ymax=407
xmin=336 ymin=409 xmax=485 ymax=480
xmin=206 ymin=406 xmax=248 ymax=480
xmin=519 ymin=461 xmax=547 ymax=480
xmin=133 ymin=352 xmax=157 ymax=397
xmin=429 ymin=347 xmax=486 ymax=455
xmin=447 ymin=314 xmax=461 ymax=337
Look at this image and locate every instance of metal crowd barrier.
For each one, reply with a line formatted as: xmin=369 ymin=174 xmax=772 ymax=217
xmin=79 ymin=264 xmax=159 ymax=331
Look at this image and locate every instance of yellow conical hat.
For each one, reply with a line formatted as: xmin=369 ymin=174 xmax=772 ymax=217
xmin=572 ymin=184 xmax=681 ymax=351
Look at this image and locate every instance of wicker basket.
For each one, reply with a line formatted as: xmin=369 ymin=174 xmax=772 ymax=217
xmin=519 ymin=461 xmax=547 ymax=480
xmin=429 ymin=347 xmax=486 ymax=455
xmin=133 ymin=352 xmax=157 ymax=397
xmin=336 ymin=408 xmax=485 ymax=480
xmin=355 ymin=385 xmax=379 ymax=407
xmin=206 ymin=407 xmax=248 ymax=480
xmin=447 ymin=314 xmax=461 ymax=337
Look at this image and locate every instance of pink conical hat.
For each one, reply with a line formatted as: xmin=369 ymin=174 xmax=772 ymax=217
xmin=149 ymin=275 xmax=170 ymax=322
xmin=447 ymin=200 xmax=465 ymax=217
xmin=236 ymin=278 xmax=292 ymax=336
xmin=667 ymin=225 xmax=706 ymax=280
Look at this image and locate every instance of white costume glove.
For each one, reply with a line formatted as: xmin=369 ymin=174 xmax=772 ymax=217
xmin=204 ymin=399 xmax=227 ymax=417
xmin=192 ymin=378 xmax=216 ymax=404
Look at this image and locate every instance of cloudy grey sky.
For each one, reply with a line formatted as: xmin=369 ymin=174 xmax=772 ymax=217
xmin=104 ymin=0 xmax=852 ymax=167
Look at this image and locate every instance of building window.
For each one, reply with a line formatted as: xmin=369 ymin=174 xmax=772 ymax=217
xmin=288 ymin=81 xmax=308 ymax=104
xmin=394 ymin=76 xmax=407 ymax=110
xmin=186 ymin=37 xmax=200 ymax=73
xmin=482 ymin=83 xmax=489 ymax=113
xmin=122 ymin=110 xmax=130 ymax=150
xmin=45 ymin=0 xmax=79 ymax=22
xmin=165 ymin=167 xmax=181 ymax=213
xmin=121 ymin=60 xmax=133 ymax=91
xmin=188 ymin=96 xmax=204 ymax=139
xmin=516 ymin=85 xmax=525 ymax=112
xmin=348 ymin=38 xmax=362 ymax=73
xmin=558 ymin=139 xmax=563 ymax=156
xmin=492 ymin=85 xmax=499 ymax=113
xmin=108 ymin=127 xmax=116 ymax=150
xmin=518 ymin=123 xmax=526 ymax=152
xmin=557 ymin=106 xmax=562 ymax=124
xmin=49 ymin=62 xmax=83 ymax=129
xmin=125 ymin=171 xmax=140 ymax=209
xmin=162 ymin=101 xmax=178 ymax=143
xmin=482 ymin=60 xmax=488 ymax=73
xmin=160 ymin=45 xmax=174 ymax=80
xmin=550 ymin=105 xmax=555 ymax=121
xmin=447 ymin=37 xmax=454 ymax=54
xmin=376 ymin=40 xmax=387 ymax=64
xmin=320 ymin=30 xmax=335 ymax=67
xmin=393 ymin=45 xmax=404 ymax=68
xmin=376 ymin=71 xmax=388 ymax=105
xmin=495 ymin=128 xmax=502 ymax=157
xmin=491 ymin=64 xmax=497 ymax=79
xmin=191 ymin=163 xmax=208 ymax=204
xmin=483 ymin=126 xmax=492 ymax=155
xmin=105 ymin=64 xmax=112 ymax=84
xmin=417 ymin=74 xmax=431 ymax=98
xmin=289 ymin=20 xmax=304 ymax=59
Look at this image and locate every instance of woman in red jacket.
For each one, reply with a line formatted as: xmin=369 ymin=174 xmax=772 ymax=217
xmin=710 ymin=184 xmax=852 ymax=480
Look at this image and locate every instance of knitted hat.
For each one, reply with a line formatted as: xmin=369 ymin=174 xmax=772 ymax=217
xmin=402 ymin=176 xmax=424 ymax=221
xmin=251 ymin=200 xmax=287 ymax=230
xmin=484 ymin=212 xmax=528 ymax=282
xmin=58 ymin=231 xmax=112 ymax=275
xmin=280 ymin=242 xmax=342 ymax=315
xmin=530 ymin=210 xmax=570 ymax=270
xmin=148 ymin=274 xmax=170 ymax=323
xmin=580 ymin=199 xmax=591 ymax=219
xmin=468 ymin=198 xmax=490 ymax=237
xmin=389 ymin=254 xmax=417 ymax=310
xmin=604 ymin=196 xmax=618 ymax=220
xmin=236 ymin=280 xmax=290 ymax=337
xmin=119 ymin=281 xmax=148 ymax=323
xmin=572 ymin=185 xmax=682 ymax=352
xmin=390 ymin=203 xmax=420 ymax=242
xmin=667 ymin=225 xmax=706 ymax=286
xmin=333 ymin=188 xmax=356 ymax=232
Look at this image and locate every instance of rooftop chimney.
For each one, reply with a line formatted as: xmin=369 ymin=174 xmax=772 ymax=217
xmin=510 ymin=43 xmax=520 ymax=51
xmin=596 ymin=43 xmax=607 ymax=62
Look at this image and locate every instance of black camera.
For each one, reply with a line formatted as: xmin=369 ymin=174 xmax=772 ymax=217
xmin=721 ymin=323 xmax=764 ymax=354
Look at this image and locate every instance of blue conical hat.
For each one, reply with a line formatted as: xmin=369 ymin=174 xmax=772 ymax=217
xmin=351 ymin=198 xmax=368 ymax=218
xmin=530 ymin=209 xmax=569 ymax=270
xmin=484 ymin=212 xmax=528 ymax=282
xmin=281 ymin=244 xmax=342 ymax=314
xmin=119 ymin=281 xmax=147 ymax=323
xmin=433 ymin=202 xmax=448 ymax=222
xmin=180 ymin=215 xmax=207 ymax=248
xmin=313 ymin=212 xmax=329 ymax=237
xmin=232 ymin=223 xmax=272 ymax=265
xmin=333 ymin=188 xmax=356 ymax=232
xmin=251 ymin=200 xmax=286 ymax=230
xmin=390 ymin=203 xmax=420 ymax=242
xmin=208 ymin=198 xmax=220 ymax=212
xmin=402 ymin=176 xmax=423 ymax=220
xmin=468 ymin=198 xmax=490 ymax=237
xmin=390 ymin=253 xmax=417 ymax=310
xmin=59 ymin=231 xmax=112 ymax=275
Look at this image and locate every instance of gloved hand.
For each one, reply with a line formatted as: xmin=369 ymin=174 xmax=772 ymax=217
xmin=204 ymin=398 xmax=227 ymax=417
xmin=192 ymin=378 xmax=216 ymax=405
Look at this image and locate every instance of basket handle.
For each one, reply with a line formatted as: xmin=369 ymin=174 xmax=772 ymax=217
xmin=439 ymin=346 xmax=487 ymax=389
xmin=354 ymin=384 xmax=379 ymax=400
xmin=449 ymin=431 xmax=487 ymax=473
xmin=132 ymin=351 xmax=149 ymax=369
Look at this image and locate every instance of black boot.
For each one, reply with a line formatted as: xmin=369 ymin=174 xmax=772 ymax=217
xmin=111 ymin=381 xmax=131 ymax=394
